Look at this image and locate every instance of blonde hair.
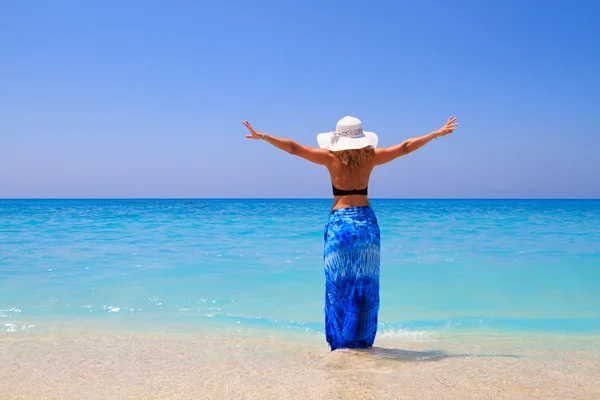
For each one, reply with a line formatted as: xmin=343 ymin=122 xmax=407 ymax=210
xmin=331 ymin=146 xmax=375 ymax=169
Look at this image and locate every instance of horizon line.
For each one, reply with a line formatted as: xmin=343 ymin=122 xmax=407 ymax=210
xmin=1 ymin=197 xmax=599 ymax=201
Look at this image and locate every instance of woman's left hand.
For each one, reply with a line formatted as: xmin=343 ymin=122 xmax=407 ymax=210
xmin=243 ymin=121 xmax=264 ymax=140
xmin=435 ymin=117 xmax=459 ymax=137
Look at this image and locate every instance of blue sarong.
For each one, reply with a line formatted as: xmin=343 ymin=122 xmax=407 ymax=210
xmin=323 ymin=206 xmax=380 ymax=351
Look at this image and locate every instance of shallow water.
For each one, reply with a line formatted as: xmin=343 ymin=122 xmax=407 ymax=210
xmin=2 ymin=199 xmax=599 ymax=338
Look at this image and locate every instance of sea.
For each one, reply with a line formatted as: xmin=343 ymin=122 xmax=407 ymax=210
xmin=1 ymin=199 xmax=599 ymax=399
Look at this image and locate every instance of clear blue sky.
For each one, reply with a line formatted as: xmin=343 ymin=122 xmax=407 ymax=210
xmin=1 ymin=0 xmax=598 ymax=198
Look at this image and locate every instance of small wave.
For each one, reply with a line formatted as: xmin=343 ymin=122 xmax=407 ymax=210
xmin=377 ymin=328 xmax=434 ymax=340
xmin=3 ymin=323 xmax=36 ymax=333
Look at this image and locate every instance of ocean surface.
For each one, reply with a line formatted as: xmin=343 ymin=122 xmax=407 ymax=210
xmin=2 ymin=199 xmax=600 ymax=399
xmin=1 ymin=198 xmax=599 ymax=338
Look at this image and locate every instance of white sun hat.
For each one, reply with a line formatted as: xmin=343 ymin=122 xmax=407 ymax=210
xmin=316 ymin=116 xmax=378 ymax=151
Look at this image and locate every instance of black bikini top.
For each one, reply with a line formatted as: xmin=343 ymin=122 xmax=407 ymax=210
xmin=332 ymin=184 xmax=368 ymax=196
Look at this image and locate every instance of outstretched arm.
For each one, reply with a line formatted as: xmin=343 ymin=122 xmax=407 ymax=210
xmin=243 ymin=121 xmax=332 ymax=166
xmin=373 ymin=117 xmax=458 ymax=166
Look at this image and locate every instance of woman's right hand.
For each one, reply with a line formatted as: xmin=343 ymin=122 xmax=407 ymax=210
xmin=243 ymin=121 xmax=266 ymax=140
xmin=435 ymin=117 xmax=459 ymax=137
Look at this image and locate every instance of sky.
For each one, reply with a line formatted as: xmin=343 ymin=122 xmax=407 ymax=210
xmin=1 ymin=0 xmax=599 ymax=198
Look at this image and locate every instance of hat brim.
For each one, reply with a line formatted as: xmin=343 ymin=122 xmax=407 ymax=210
xmin=316 ymin=131 xmax=378 ymax=151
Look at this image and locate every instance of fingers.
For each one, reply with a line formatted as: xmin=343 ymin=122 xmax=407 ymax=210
xmin=444 ymin=117 xmax=459 ymax=134
xmin=435 ymin=116 xmax=459 ymax=137
xmin=439 ymin=118 xmax=459 ymax=135
xmin=242 ymin=120 xmax=253 ymax=131
xmin=242 ymin=120 xmax=259 ymax=137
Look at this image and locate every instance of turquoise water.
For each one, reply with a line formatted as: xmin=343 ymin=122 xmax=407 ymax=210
xmin=1 ymin=199 xmax=599 ymax=338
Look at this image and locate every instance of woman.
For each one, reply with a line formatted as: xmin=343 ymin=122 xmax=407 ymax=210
xmin=243 ymin=116 xmax=458 ymax=350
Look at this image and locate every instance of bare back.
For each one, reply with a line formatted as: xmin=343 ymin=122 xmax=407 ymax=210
xmin=326 ymin=153 xmax=375 ymax=210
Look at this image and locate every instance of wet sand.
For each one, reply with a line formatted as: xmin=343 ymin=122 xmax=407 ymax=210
xmin=1 ymin=330 xmax=599 ymax=399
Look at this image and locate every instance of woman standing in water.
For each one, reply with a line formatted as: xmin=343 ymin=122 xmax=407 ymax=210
xmin=243 ymin=116 xmax=458 ymax=350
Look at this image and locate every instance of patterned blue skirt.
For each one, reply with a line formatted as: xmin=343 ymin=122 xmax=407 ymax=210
xmin=323 ymin=206 xmax=380 ymax=351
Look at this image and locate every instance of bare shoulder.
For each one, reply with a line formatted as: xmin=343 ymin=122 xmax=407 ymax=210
xmin=373 ymin=145 xmax=406 ymax=166
xmin=293 ymin=143 xmax=334 ymax=166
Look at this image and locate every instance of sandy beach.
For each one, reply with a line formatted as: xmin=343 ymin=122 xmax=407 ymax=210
xmin=2 ymin=329 xmax=599 ymax=400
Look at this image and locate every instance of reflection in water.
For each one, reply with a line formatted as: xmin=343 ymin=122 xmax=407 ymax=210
xmin=360 ymin=347 xmax=448 ymax=361
xmin=308 ymin=346 xmax=522 ymax=398
xmin=315 ymin=346 xmax=448 ymax=365
xmin=311 ymin=346 xmax=449 ymax=376
xmin=312 ymin=346 xmax=520 ymax=370
xmin=308 ymin=347 xmax=449 ymax=398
